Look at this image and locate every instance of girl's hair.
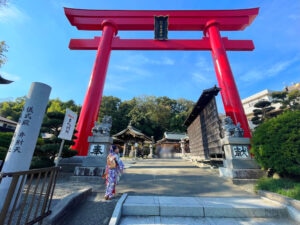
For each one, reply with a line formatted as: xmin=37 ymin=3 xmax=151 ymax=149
xmin=110 ymin=145 xmax=117 ymax=153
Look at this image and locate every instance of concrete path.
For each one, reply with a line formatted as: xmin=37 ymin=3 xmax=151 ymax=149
xmin=104 ymin=158 xmax=298 ymax=225
xmin=48 ymin=158 xmax=299 ymax=225
xmin=116 ymin=195 xmax=298 ymax=225
xmin=117 ymin=158 xmax=255 ymax=197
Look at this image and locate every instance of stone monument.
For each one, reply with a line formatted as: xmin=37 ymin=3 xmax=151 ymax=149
xmin=0 ymin=82 xmax=51 ymax=210
xmin=74 ymin=116 xmax=113 ymax=176
xmin=219 ymin=116 xmax=264 ymax=180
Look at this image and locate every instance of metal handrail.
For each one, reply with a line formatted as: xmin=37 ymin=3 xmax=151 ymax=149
xmin=0 ymin=166 xmax=60 ymax=225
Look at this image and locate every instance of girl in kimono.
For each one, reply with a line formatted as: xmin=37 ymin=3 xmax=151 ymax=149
xmin=104 ymin=145 xmax=124 ymax=200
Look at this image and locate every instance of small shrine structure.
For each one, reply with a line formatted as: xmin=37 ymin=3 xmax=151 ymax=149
xmin=156 ymin=132 xmax=188 ymax=157
xmin=112 ymin=122 xmax=153 ymax=157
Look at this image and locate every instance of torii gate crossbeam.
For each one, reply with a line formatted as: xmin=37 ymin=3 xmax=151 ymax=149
xmin=65 ymin=8 xmax=259 ymax=156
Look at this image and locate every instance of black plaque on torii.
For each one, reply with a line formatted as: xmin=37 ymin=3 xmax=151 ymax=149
xmin=154 ymin=16 xmax=168 ymax=40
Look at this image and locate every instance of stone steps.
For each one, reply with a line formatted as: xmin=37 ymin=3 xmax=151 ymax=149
xmin=110 ymin=195 xmax=299 ymax=225
xmin=119 ymin=216 xmax=299 ymax=225
xmin=122 ymin=196 xmax=287 ymax=218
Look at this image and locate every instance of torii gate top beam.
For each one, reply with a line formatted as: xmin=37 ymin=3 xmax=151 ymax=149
xmin=64 ymin=8 xmax=259 ymax=31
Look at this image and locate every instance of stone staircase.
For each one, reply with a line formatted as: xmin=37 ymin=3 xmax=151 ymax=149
xmin=110 ymin=194 xmax=299 ymax=225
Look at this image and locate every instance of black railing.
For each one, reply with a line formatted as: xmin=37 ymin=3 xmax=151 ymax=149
xmin=0 ymin=166 xmax=60 ymax=225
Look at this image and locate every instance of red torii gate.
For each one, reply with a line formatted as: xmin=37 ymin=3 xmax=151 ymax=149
xmin=65 ymin=8 xmax=259 ymax=156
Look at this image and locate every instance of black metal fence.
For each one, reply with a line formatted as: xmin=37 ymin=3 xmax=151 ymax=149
xmin=0 ymin=166 xmax=60 ymax=225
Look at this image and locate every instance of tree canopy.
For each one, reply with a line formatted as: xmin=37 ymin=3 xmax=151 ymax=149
xmin=272 ymin=90 xmax=300 ymax=111
xmin=1 ymin=95 xmax=195 ymax=142
xmin=251 ymin=110 xmax=300 ymax=177
xmin=251 ymin=100 xmax=275 ymax=125
xmin=98 ymin=95 xmax=194 ymax=140
xmin=0 ymin=41 xmax=7 ymax=68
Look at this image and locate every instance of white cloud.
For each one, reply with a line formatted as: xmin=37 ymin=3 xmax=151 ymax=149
xmin=195 ymin=56 xmax=213 ymax=71
xmin=0 ymin=71 xmax=21 ymax=82
xmin=0 ymin=3 xmax=29 ymax=24
xmin=266 ymin=61 xmax=292 ymax=76
xmin=50 ymin=0 xmax=74 ymax=10
xmin=240 ymin=56 xmax=300 ymax=82
xmin=160 ymin=57 xmax=174 ymax=65
xmin=122 ymin=53 xmax=174 ymax=66
xmin=192 ymin=72 xmax=213 ymax=84
xmin=189 ymin=56 xmax=215 ymax=84
xmin=289 ymin=14 xmax=300 ymax=20
xmin=114 ymin=64 xmax=150 ymax=78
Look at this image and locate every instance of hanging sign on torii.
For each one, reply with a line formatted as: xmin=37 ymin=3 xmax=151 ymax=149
xmin=64 ymin=8 xmax=259 ymax=156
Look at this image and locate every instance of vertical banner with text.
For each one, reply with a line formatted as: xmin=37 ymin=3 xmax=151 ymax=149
xmin=58 ymin=108 xmax=78 ymax=141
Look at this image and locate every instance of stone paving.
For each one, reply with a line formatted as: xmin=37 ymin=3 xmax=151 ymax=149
xmin=45 ymin=158 xmax=299 ymax=225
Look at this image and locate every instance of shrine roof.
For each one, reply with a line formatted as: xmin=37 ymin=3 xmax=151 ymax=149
xmin=113 ymin=124 xmax=152 ymax=142
xmin=64 ymin=8 xmax=259 ymax=31
xmin=184 ymin=86 xmax=220 ymax=127
xmin=157 ymin=132 xmax=188 ymax=144
xmin=0 ymin=116 xmax=17 ymax=125
xmin=164 ymin=132 xmax=187 ymax=141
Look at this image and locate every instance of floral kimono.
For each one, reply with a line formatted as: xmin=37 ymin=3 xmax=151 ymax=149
xmin=104 ymin=152 xmax=124 ymax=200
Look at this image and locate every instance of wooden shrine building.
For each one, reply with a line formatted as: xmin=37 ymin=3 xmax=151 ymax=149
xmin=112 ymin=122 xmax=153 ymax=157
xmin=156 ymin=132 xmax=189 ymax=156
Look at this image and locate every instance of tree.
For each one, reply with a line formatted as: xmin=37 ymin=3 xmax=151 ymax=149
xmin=169 ymin=98 xmax=194 ymax=132
xmin=272 ymin=90 xmax=300 ymax=111
xmin=32 ymin=110 xmax=78 ymax=168
xmin=1 ymin=95 xmax=195 ymax=155
xmin=251 ymin=110 xmax=300 ymax=177
xmin=0 ymin=97 xmax=25 ymax=121
xmin=251 ymin=100 xmax=275 ymax=125
xmin=47 ymin=98 xmax=81 ymax=114
xmin=33 ymin=99 xmax=80 ymax=168
xmin=98 ymin=96 xmax=124 ymax=135
xmin=0 ymin=41 xmax=7 ymax=68
xmin=0 ymin=132 xmax=13 ymax=160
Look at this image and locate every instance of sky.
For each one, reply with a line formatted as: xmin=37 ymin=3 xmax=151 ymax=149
xmin=0 ymin=0 xmax=299 ymax=113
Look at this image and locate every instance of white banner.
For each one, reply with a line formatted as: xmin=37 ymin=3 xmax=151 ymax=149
xmin=58 ymin=108 xmax=77 ymax=140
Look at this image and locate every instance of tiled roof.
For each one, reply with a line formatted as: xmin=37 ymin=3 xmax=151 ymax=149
xmin=0 ymin=116 xmax=18 ymax=125
xmin=164 ymin=132 xmax=187 ymax=140
xmin=184 ymin=86 xmax=220 ymax=127
xmin=113 ymin=124 xmax=152 ymax=142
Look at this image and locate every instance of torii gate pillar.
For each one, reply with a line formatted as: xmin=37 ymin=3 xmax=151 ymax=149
xmin=205 ymin=20 xmax=251 ymax=138
xmin=72 ymin=21 xmax=117 ymax=154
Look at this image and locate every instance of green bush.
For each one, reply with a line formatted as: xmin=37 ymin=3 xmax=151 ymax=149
xmin=30 ymin=156 xmax=55 ymax=169
xmin=0 ymin=132 xmax=13 ymax=160
xmin=251 ymin=110 xmax=300 ymax=177
xmin=0 ymin=132 xmax=13 ymax=148
xmin=0 ymin=146 xmax=8 ymax=161
xmin=61 ymin=148 xmax=78 ymax=158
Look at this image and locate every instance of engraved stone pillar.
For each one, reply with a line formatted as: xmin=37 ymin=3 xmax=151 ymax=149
xmin=74 ymin=116 xmax=113 ymax=176
xmin=0 ymin=82 xmax=51 ymax=210
xmin=219 ymin=137 xmax=263 ymax=179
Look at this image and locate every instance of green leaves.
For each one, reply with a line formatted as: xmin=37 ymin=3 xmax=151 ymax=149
xmin=99 ymin=95 xmax=194 ymax=140
xmin=251 ymin=110 xmax=300 ymax=177
xmin=0 ymin=41 xmax=8 ymax=68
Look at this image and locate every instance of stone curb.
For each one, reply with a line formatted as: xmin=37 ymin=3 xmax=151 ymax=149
xmin=258 ymin=190 xmax=300 ymax=222
xmin=108 ymin=193 xmax=128 ymax=225
xmin=44 ymin=188 xmax=92 ymax=225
